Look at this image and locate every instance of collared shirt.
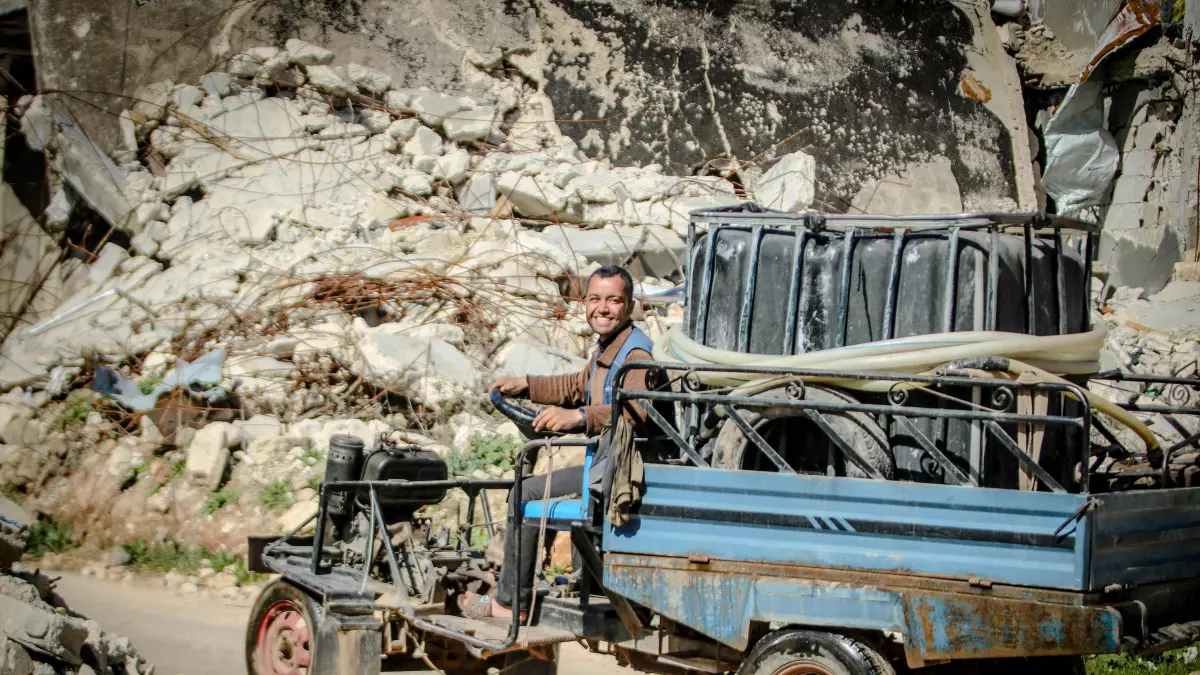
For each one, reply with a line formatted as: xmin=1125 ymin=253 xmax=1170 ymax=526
xmin=527 ymin=322 xmax=654 ymax=435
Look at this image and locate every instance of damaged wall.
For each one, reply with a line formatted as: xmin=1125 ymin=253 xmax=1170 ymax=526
xmin=29 ymin=0 xmax=1033 ymax=213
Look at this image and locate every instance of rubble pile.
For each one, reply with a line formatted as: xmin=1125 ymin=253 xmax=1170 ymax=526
xmin=0 ymin=40 xmax=794 ymax=559
xmin=0 ymin=508 xmax=153 ymax=675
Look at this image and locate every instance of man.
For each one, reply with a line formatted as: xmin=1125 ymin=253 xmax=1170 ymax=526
xmin=459 ymin=264 xmax=655 ymax=621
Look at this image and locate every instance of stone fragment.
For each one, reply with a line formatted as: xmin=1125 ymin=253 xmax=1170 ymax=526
xmin=286 ymin=39 xmax=334 ymax=66
xmin=88 ymin=242 xmax=130 ymax=285
xmin=1101 ymin=226 xmax=1181 ymax=298
xmin=107 ymin=545 xmax=132 ymax=567
xmin=496 ymin=172 xmax=576 ymax=220
xmin=228 ymin=52 xmax=268 ymax=78
xmin=278 ymin=500 xmax=317 ymax=533
xmin=442 ymin=106 xmax=495 ymax=142
xmin=494 ymin=340 xmax=577 ymax=377
xmin=459 ymin=173 xmax=495 ymax=214
xmin=186 ymin=422 xmax=233 ymax=492
xmin=754 ymin=151 xmax=816 ymax=212
xmin=387 ymin=118 xmax=419 ymax=140
xmin=437 ymin=150 xmax=471 ymax=184
xmin=304 ymin=65 xmax=350 ymax=97
xmin=538 ymin=224 xmax=685 ymax=278
xmin=131 ymin=81 xmax=172 ymax=121
xmin=232 ymin=414 xmax=284 ymax=446
xmin=349 ymin=333 xmax=480 ymax=407
xmin=407 ymin=91 xmax=466 ymax=126
xmin=200 ymin=72 xmax=233 ymax=97
xmin=172 ymin=85 xmax=205 ymax=110
xmin=402 ymin=125 xmax=443 ymax=156
xmin=347 ymin=63 xmax=392 ymax=94
xmin=850 ymin=156 xmax=963 ymax=214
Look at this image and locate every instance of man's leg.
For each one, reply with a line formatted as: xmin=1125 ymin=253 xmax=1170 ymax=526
xmin=493 ymin=464 xmax=584 ymax=615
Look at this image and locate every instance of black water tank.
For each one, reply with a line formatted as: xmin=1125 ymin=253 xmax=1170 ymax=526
xmin=685 ymin=211 xmax=1091 ymax=489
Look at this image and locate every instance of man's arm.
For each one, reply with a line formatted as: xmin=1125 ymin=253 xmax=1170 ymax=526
xmin=578 ymin=348 xmax=654 ymax=435
xmin=527 ymin=368 xmax=590 ymax=408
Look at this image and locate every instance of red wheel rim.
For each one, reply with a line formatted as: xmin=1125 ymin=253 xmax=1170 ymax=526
xmin=772 ymin=662 xmax=837 ymax=675
xmin=255 ymin=600 xmax=312 ymax=675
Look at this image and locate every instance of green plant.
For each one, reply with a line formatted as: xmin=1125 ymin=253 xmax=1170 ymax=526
xmin=120 ymin=541 xmax=267 ymax=585
xmin=299 ymin=448 xmax=322 ymax=466
xmin=446 ymin=433 xmax=520 ymax=478
xmin=167 ymin=458 xmax=186 ymax=480
xmin=130 ymin=461 xmax=148 ymax=480
xmin=25 ymin=517 xmax=79 ymax=558
xmin=199 ymin=489 xmax=241 ymax=516
xmin=136 ymin=372 xmax=164 ymax=395
xmin=1087 ymin=647 xmax=1199 ymax=675
xmin=258 ymin=480 xmax=294 ymax=512
xmin=305 ymin=474 xmax=324 ymax=492
xmin=58 ymin=399 xmax=94 ymax=430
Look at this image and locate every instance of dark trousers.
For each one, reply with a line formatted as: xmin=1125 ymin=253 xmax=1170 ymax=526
xmin=495 ymin=464 xmax=585 ymax=612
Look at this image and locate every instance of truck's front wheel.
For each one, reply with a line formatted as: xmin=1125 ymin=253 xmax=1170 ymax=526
xmin=738 ymin=629 xmax=895 ymax=675
xmin=245 ymin=579 xmax=321 ymax=675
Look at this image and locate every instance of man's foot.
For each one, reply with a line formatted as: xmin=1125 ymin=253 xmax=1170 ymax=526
xmin=458 ymin=592 xmax=527 ymax=623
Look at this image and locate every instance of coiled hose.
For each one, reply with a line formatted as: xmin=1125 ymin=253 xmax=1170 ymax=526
xmin=653 ymin=325 xmax=1159 ymax=451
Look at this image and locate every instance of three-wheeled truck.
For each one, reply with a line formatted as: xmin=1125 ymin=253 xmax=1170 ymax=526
xmin=245 ymin=207 xmax=1200 ymax=675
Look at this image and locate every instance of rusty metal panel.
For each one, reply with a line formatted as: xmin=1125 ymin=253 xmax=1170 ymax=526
xmin=899 ymin=593 xmax=1122 ymax=662
xmin=605 ymin=553 xmax=1123 ymax=662
xmin=607 ymin=465 xmax=1091 ymax=590
xmin=1089 ymin=488 xmax=1200 ymax=590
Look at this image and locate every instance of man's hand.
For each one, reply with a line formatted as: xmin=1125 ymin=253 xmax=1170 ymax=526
xmin=532 ymin=406 xmax=587 ymax=433
xmin=488 ymin=376 xmax=529 ymax=397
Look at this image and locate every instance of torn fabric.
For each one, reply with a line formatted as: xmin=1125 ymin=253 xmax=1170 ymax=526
xmin=91 ymin=350 xmax=226 ymax=411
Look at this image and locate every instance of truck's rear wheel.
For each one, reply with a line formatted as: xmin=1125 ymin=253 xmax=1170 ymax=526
xmin=738 ymin=629 xmax=895 ymax=675
xmin=246 ymin=579 xmax=321 ymax=675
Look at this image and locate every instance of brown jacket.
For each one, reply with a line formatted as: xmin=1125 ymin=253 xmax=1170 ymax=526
xmin=527 ymin=323 xmax=653 ymax=435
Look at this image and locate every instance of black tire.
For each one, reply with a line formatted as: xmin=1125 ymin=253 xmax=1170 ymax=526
xmin=245 ymin=579 xmax=323 ymax=675
xmin=738 ymin=629 xmax=896 ymax=675
xmin=715 ymin=385 xmax=894 ymax=479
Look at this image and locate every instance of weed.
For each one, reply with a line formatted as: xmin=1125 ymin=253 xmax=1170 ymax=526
xmin=446 ymin=433 xmax=520 ymax=478
xmin=58 ymin=399 xmax=94 ymax=430
xmin=258 ymin=480 xmax=294 ymax=512
xmin=1087 ymin=647 xmax=1199 ymax=675
xmin=305 ymin=474 xmax=324 ymax=492
xmin=130 ymin=461 xmax=148 ymax=480
xmin=167 ymin=459 xmax=186 ymax=480
xmin=25 ymin=517 xmax=79 ymax=558
xmin=299 ymin=448 xmax=322 ymax=466
xmin=121 ymin=541 xmax=268 ymax=586
xmin=199 ymin=489 xmax=241 ymax=516
xmin=137 ymin=372 xmax=164 ymax=395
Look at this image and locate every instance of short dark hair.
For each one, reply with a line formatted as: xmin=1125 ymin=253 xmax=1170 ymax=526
xmin=586 ymin=265 xmax=634 ymax=303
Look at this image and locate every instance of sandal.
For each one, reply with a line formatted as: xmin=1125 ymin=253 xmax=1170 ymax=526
xmin=457 ymin=593 xmax=527 ymax=624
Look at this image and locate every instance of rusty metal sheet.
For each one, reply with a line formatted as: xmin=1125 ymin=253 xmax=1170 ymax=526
xmin=605 ymin=552 xmax=1122 ymax=663
xmin=900 ymin=593 xmax=1122 ymax=665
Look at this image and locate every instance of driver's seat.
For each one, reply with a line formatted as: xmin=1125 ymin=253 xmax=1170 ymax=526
xmin=519 ymin=442 xmax=596 ymax=527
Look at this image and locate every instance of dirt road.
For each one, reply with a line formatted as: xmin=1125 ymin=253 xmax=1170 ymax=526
xmin=51 ymin=572 xmax=625 ymax=675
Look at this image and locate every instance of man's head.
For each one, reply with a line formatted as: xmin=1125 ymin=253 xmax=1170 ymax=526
xmin=584 ymin=265 xmax=634 ymax=341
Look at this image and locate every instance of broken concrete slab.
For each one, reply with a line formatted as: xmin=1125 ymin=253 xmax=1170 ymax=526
xmin=442 ymin=105 xmax=495 ymax=142
xmin=537 ymin=224 xmax=685 ymax=279
xmin=186 ymin=421 xmax=233 ymax=492
xmin=1100 ymin=226 xmax=1182 ymax=298
xmin=753 ymin=152 xmax=816 ymax=212
xmin=850 ymin=156 xmax=964 ymax=214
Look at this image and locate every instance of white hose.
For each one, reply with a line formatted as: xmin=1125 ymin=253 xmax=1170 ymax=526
xmin=654 ymin=325 xmax=1159 ymax=451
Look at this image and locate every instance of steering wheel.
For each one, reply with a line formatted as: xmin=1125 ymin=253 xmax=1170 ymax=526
xmin=489 ymin=390 xmax=563 ymax=440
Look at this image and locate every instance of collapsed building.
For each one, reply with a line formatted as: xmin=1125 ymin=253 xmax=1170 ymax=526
xmin=0 ymin=0 xmax=1198 ymax=600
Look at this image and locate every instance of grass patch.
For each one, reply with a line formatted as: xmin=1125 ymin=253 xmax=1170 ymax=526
xmin=137 ymin=372 xmax=164 ymax=395
xmin=305 ymin=474 xmax=323 ymax=492
xmin=1087 ymin=647 xmax=1198 ymax=674
xmin=199 ymin=489 xmax=241 ymax=516
xmin=258 ymin=480 xmax=294 ymax=512
xmin=167 ymin=459 xmax=186 ymax=479
xmin=299 ymin=448 xmax=322 ymax=466
xmin=446 ymin=433 xmax=520 ymax=478
xmin=25 ymin=517 xmax=79 ymax=558
xmin=121 ymin=541 xmax=268 ymax=586
xmin=58 ymin=399 xmax=95 ymax=431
